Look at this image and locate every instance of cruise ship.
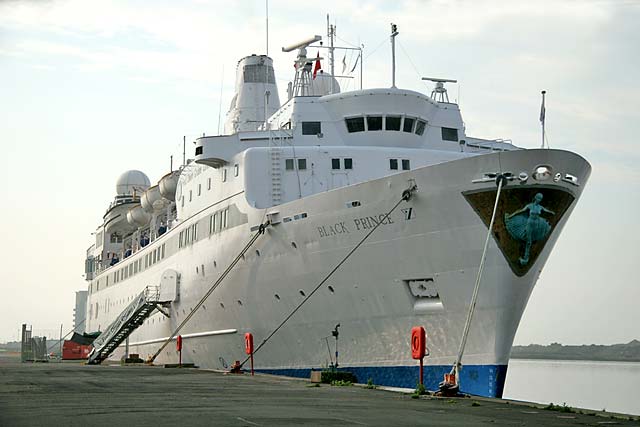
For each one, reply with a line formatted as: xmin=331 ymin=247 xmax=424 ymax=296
xmin=81 ymin=24 xmax=590 ymax=398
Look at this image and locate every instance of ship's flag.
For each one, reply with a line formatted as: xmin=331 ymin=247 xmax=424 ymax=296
xmin=313 ymin=52 xmax=321 ymax=79
xmin=539 ymin=90 xmax=546 ymax=124
xmin=350 ymin=52 xmax=360 ymax=73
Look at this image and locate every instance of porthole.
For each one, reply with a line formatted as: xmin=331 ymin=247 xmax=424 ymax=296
xmin=328 ymin=286 xmax=335 ymax=293
xmin=299 ymin=289 xmax=306 ymax=297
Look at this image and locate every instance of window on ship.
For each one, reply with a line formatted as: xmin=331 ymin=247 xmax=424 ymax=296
xmin=297 ymin=158 xmax=307 ymax=170
xmin=442 ymin=127 xmax=459 ymax=141
xmin=403 ymin=117 xmax=415 ymax=133
xmin=390 ymin=159 xmax=398 ymax=170
xmin=415 ymin=120 xmax=427 ymax=136
xmin=285 ymin=159 xmax=294 ymax=170
xmin=345 ymin=117 xmax=365 ymax=133
xmin=386 ymin=116 xmax=401 ymax=131
xmin=302 ymin=121 xmax=321 ymax=135
xmin=367 ymin=116 xmax=383 ymax=131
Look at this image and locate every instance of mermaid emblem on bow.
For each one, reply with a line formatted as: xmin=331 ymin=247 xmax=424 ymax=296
xmin=504 ymin=193 xmax=555 ymax=266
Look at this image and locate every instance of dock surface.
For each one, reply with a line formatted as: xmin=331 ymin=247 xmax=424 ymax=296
xmin=0 ymin=356 xmax=637 ymax=426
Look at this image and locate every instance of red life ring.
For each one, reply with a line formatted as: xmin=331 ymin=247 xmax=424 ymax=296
xmin=244 ymin=332 xmax=254 ymax=355
xmin=411 ymin=326 xmax=426 ymax=360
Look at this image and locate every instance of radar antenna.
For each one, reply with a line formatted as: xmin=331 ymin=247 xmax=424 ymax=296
xmin=282 ymin=35 xmax=322 ymax=98
xmin=422 ymin=77 xmax=457 ymax=103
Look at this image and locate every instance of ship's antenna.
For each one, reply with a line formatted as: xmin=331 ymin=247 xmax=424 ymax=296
xmin=540 ymin=90 xmax=547 ymax=148
xmin=266 ymin=0 xmax=269 ymax=57
xmin=182 ymin=136 xmax=186 ymax=166
xmin=390 ymin=23 xmax=398 ymax=88
xmin=217 ymin=65 xmax=224 ymax=135
xmin=327 ymin=14 xmax=335 ymax=94
xmin=170 ymin=155 xmax=173 ymax=172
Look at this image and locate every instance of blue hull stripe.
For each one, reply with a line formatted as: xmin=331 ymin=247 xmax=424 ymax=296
xmin=256 ymin=364 xmax=508 ymax=398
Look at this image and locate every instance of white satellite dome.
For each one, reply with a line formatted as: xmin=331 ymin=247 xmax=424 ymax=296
xmin=310 ymin=70 xmax=341 ymax=96
xmin=116 ymin=170 xmax=150 ymax=196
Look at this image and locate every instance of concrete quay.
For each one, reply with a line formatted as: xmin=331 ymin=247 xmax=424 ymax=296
xmin=0 ymin=356 xmax=638 ymax=426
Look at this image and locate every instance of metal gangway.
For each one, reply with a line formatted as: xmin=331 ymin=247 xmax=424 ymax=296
xmin=87 ymin=286 xmax=170 ymax=365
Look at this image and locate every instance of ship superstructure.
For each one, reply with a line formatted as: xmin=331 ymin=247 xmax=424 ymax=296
xmin=82 ymin=24 xmax=590 ymax=397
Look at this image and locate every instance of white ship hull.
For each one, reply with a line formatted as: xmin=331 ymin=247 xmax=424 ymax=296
xmin=85 ymin=148 xmax=590 ymax=397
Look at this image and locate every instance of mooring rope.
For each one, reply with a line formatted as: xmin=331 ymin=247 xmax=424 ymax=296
xmin=148 ymin=221 xmax=270 ymax=363
xmin=451 ymin=174 xmax=507 ymax=381
xmin=240 ymin=184 xmax=417 ymax=367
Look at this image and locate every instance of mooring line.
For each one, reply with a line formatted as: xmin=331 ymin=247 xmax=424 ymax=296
xmin=240 ymin=185 xmax=417 ymax=367
xmin=450 ymin=174 xmax=507 ymax=382
xmin=148 ymin=221 xmax=270 ymax=363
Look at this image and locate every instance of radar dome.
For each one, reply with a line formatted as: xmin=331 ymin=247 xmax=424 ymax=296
xmin=116 ymin=170 xmax=150 ymax=196
xmin=310 ymin=70 xmax=341 ymax=96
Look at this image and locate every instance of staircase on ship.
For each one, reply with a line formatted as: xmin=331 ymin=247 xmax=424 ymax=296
xmin=87 ymin=286 xmax=171 ymax=365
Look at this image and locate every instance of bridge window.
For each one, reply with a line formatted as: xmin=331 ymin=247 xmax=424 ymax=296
xmin=344 ymin=158 xmax=353 ymax=169
xmin=367 ymin=116 xmax=383 ymax=131
xmin=302 ymin=121 xmax=321 ymax=135
xmin=403 ymin=117 xmax=415 ymax=133
xmin=189 ymin=190 xmax=192 ymax=202
xmin=442 ymin=127 xmax=459 ymax=141
xmin=234 ymin=164 xmax=239 ymax=176
xmin=198 ymin=184 xmax=201 ymax=196
xmin=297 ymin=158 xmax=307 ymax=170
xmin=345 ymin=117 xmax=365 ymax=133
xmin=390 ymin=159 xmax=398 ymax=170
xmin=402 ymin=159 xmax=411 ymax=170
xmin=386 ymin=116 xmax=401 ymax=131
xmin=207 ymin=177 xmax=212 ymax=190
xmin=415 ymin=120 xmax=427 ymax=136
xmin=222 ymin=168 xmax=227 ymax=182
xmin=195 ymin=146 xmax=203 ymax=156
xmin=331 ymin=158 xmax=340 ymax=170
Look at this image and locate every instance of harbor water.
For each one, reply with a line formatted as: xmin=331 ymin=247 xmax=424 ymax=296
xmin=503 ymin=359 xmax=640 ymax=415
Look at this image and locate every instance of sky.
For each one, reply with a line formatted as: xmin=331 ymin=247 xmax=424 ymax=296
xmin=0 ymin=0 xmax=638 ymax=345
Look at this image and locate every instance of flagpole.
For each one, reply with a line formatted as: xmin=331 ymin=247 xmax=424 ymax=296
xmin=540 ymin=90 xmax=546 ymax=149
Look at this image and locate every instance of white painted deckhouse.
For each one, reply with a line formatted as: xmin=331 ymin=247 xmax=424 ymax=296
xmin=82 ymin=23 xmax=590 ymax=397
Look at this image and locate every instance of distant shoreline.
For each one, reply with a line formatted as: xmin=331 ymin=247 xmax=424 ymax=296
xmin=510 ymin=340 xmax=640 ymax=363
xmin=510 ymin=355 xmax=640 ymax=363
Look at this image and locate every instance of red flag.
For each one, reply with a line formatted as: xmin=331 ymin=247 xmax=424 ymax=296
xmin=313 ymin=52 xmax=321 ymax=79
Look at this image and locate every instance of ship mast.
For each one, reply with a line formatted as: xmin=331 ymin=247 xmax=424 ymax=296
xmin=327 ymin=15 xmax=335 ymax=94
xmin=390 ymin=23 xmax=398 ymax=88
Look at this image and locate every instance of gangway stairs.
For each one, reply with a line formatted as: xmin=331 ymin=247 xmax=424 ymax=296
xmin=87 ymin=286 xmax=170 ymax=365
